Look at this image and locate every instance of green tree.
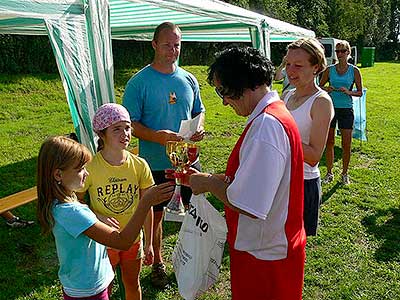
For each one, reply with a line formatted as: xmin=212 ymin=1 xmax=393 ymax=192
xmin=224 ymin=0 xmax=297 ymax=24
xmin=222 ymin=0 xmax=398 ymax=59
xmin=256 ymin=0 xmax=297 ymax=24
xmin=289 ymin=0 xmax=329 ymax=37
xmin=388 ymin=0 xmax=400 ymax=43
xmin=385 ymin=0 xmax=399 ymax=59
xmin=325 ymin=0 xmax=368 ymax=42
xmin=364 ymin=0 xmax=391 ymax=46
xmin=224 ymin=0 xmax=250 ymax=8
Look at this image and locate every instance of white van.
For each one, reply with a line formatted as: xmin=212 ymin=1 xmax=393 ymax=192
xmin=318 ymin=37 xmax=357 ymax=66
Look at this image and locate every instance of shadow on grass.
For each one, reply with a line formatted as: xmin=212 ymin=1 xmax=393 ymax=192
xmin=362 ymin=207 xmax=400 ymax=262
xmin=0 ymin=158 xmax=58 ymax=300
xmin=320 ymin=141 xmax=365 ymax=204
xmin=319 ymin=139 xmax=365 ymax=169
xmin=0 ymin=210 xmax=60 ymax=300
xmin=321 ymin=182 xmax=342 ymax=204
xmin=0 ymin=157 xmax=37 ymax=197
xmin=140 ymin=271 xmax=179 ymax=300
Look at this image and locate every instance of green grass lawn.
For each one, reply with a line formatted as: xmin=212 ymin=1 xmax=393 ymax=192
xmin=0 ymin=62 xmax=399 ymax=299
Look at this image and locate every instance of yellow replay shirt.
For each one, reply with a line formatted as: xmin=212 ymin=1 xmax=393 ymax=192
xmin=79 ymin=150 xmax=154 ymax=243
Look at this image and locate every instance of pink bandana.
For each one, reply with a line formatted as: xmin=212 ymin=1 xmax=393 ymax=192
xmin=92 ymin=103 xmax=131 ymax=133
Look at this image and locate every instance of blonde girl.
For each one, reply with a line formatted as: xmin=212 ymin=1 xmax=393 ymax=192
xmin=77 ymin=103 xmax=158 ymax=300
xmin=283 ymin=38 xmax=334 ymax=236
xmin=37 ymin=136 xmax=173 ymax=300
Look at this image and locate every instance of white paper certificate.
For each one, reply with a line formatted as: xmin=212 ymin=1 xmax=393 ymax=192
xmin=178 ymin=113 xmax=203 ymax=141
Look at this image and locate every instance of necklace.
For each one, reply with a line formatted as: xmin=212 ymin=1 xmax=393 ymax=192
xmin=287 ymin=92 xmax=312 ymax=111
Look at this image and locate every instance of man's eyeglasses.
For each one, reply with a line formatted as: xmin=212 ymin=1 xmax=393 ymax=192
xmin=335 ymin=49 xmax=348 ymax=54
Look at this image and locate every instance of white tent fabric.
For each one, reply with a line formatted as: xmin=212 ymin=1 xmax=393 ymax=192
xmin=0 ymin=0 xmax=314 ymax=150
xmin=0 ymin=1 xmax=315 ymax=43
xmin=110 ymin=0 xmax=314 ymax=43
xmin=0 ymin=0 xmax=115 ymax=152
xmin=0 ymin=0 xmax=315 ymax=52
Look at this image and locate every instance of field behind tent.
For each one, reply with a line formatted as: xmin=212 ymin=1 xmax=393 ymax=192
xmin=0 ymin=62 xmax=399 ymax=300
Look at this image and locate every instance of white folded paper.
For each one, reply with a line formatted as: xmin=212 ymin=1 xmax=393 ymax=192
xmin=178 ymin=113 xmax=203 ymax=141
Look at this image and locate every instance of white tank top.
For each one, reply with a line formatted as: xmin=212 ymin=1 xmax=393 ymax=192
xmin=284 ymin=88 xmax=326 ymax=180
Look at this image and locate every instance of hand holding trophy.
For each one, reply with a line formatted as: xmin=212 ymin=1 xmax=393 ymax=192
xmin=165 ymin=141 xmax=200 ymax=221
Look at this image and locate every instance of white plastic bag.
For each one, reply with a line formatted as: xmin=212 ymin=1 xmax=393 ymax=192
xmin=172 ymin=193 xmax=228 ymax=300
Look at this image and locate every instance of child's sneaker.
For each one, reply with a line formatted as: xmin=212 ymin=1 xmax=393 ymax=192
xmin=6 ymin=216 xmax=34 ymax=228
xmin=322 ymin=172 xmax=334 ymax=184
xmin=341 ymin=174 xmax=350 ymax=185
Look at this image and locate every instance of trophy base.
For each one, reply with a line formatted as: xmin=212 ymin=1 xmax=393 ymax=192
xmin=163 ymin=207 xmax=186 ymax=222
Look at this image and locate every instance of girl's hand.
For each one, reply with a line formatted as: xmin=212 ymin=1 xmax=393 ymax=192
xmin=143 ymin=244 xmax=154 ymax=265
xmin=165 ymin=168 xmax=200 ymax=186
xmin=143 ymin=182 xmax=175 ymax=206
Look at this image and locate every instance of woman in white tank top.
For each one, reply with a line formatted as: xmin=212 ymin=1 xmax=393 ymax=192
xmin=282 ymin=38 xmax=334 ymax=236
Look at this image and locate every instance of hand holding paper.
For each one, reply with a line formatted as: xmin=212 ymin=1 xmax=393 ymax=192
xmin=178 ymin=113 xmax=204 ymax=141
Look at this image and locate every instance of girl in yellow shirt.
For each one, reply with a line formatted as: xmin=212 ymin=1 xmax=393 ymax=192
xmin=78 ymin=103 xmax=159 ymax=300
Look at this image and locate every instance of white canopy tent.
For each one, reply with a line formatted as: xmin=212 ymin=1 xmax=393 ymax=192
xmin=108 ymin=0 xmax=315 ymax=53
xmin=0 ymin=0 xmax=315 ymax=151
xmin=0 ymin=0 xmax=114 ymax=152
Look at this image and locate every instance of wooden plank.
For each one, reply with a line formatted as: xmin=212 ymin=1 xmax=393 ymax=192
xmin=0 ymin=187 xmax=37 ymax=214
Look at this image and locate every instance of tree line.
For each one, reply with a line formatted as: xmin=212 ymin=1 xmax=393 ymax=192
xmin=226 ymin=0 xmax=400 ymax=60
xmin=0 ymin=0 xmax=398 ymax=73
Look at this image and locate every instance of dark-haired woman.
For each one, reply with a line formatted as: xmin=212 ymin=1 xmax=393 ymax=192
xmin=180 ymin=46 xmax=306 ymax=300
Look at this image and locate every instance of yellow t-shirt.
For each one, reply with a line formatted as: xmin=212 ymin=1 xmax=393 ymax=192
xmin=80 ymin=150 xmax=154 ymax=243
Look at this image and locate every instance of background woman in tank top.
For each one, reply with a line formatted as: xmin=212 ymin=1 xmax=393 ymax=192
xmin=282 ymin=38 xmax=334 ymax=236
xmin=319 ymin=40 xmax=363 ymax=185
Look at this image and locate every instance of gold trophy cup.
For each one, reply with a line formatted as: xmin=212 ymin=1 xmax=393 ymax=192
xmin=164 ymin=141 xmax=199 ymax=221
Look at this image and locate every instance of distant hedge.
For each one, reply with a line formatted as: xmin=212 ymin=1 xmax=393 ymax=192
xmin=0 ymin=34 xmax=289 ymax=74
xmin=0 ymin=35 xmax=57 ymax=73
xmin=113 ymin=40 xmax=286 ymax=68
xmin=111 ymin=39 xmax=232 ymax=68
